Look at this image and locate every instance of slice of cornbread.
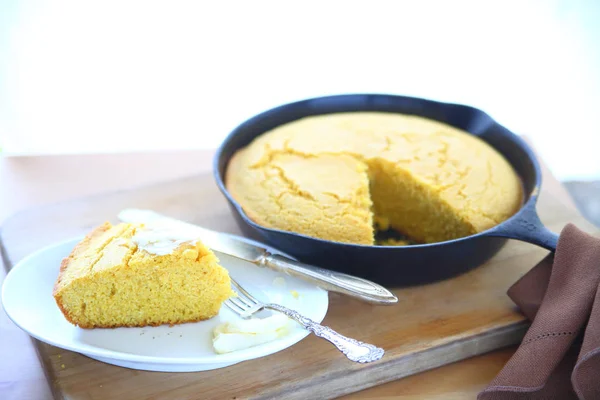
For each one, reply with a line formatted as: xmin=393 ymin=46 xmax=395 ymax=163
xmin=53 ymin=222 xmax=233 ymax=329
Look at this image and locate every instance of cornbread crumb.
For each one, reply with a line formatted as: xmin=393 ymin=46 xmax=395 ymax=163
xmin=290 ymin=290 xmax=300 ymax=299
xmin=272 ymin=277 xmax=286 ymax=287
xmin=61 ymin=364 xmax=65 ymax=369
xmin=226 ymin=112 xmax=522 ymax=244
xmin=53 ymin=222 xmax=233 ymax=329
xmin=376 ymin=238 xmax=411 ymax=246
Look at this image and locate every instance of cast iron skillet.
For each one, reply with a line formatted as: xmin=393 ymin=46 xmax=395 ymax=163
xmin=214 ymin=94 xmax=559 ymax=287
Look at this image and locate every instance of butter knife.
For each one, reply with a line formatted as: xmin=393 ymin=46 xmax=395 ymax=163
xmin=118 ymin=209 xmax=398 ymax=305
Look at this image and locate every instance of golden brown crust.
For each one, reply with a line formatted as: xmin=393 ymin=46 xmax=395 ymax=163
xmin=226 ymin=152 xmax=272 ymax=229
xmin=52 ymin=221 xmax=112 ymax=299
xmin=68 ymin=314 xmax=217 ymax=329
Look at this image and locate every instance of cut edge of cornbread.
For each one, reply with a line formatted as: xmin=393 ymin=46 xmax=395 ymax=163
xmin=53 ymin=222 xmax=233 ymax=329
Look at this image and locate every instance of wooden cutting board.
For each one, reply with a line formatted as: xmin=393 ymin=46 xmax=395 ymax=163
xmin=1 ymin=168 xmax=596 ymax=400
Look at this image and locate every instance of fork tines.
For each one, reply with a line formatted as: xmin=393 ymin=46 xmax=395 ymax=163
xmin=224 ymin=278 xmax=264 ymax=317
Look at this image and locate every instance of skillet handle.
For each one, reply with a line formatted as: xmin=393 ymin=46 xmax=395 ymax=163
xmin=485 ymin=201 xmax=559 ymax=251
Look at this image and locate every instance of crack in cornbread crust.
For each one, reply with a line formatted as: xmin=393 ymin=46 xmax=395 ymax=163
xmin=225 ymin=112 xmax=523 ymax=244
xmin=53 ymin=223 xmax=233 ymax=329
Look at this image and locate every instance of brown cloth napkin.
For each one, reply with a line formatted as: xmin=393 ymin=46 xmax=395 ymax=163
xmin=479 ymin=224 xmax=600 ymax=400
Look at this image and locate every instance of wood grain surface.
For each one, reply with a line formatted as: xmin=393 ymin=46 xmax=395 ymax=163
xmin=1 ymin=167 xmax=596 ymax=400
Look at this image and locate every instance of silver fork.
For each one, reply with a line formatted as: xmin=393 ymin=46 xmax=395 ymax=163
xmin=224 ymin=278 xmax=384 ymax=363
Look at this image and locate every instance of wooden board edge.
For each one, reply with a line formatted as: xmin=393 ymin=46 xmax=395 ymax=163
xmin=254 ymin=321 xmax=530 ymax=400
xmin=1 ymin=241 xmax=63 ymax=400
xmin=32 ymin=342 xmax=65 ymax=400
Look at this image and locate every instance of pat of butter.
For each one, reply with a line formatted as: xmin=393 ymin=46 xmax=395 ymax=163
xmin=132 ymin=227 xmax=198 ymax=255
xmin=212 ymin=314 xmax=295 ymax=354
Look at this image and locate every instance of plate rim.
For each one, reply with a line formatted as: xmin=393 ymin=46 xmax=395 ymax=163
xmin=2 ymin=236 xmax=329 ymax=365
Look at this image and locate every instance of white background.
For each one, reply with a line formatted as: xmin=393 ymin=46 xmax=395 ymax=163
xmin=1 ymin=0 xmax=599 ymax=180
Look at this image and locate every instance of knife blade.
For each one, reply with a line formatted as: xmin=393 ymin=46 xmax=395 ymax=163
xmin=118 ymin=208 xmax=398 ymax=305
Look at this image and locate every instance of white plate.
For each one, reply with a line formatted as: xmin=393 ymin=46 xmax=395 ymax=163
xmin=2 ymin=237 xmax=328 ymax=372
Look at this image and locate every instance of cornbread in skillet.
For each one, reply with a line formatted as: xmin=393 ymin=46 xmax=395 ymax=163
xmin=53 ymin=222 xmax=233 ymax=328
xmin=225 ymin=112 xmax=522 ymax=244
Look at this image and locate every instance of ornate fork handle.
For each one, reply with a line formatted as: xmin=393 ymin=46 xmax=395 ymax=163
xmin=266 ymin=303 xmax=384 ymax=363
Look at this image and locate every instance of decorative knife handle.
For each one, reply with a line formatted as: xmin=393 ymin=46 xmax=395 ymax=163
xmin=266 ymin=303 xmax=384 ymax=363
xmin=261 ymin=253 xmax=398 ymax=305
